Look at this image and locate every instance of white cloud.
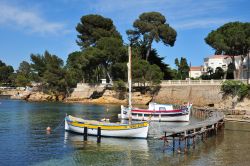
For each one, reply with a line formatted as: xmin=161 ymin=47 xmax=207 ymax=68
xmin=173 ymin=18 xmax=232 ymax=30
xmin=87 ymin=0 xmax=233 ymax=30
xmin=0 ymin=2 xmax=66 ymax=35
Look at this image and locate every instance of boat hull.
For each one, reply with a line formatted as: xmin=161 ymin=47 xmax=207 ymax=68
xmin=65 ymin=116 xmax=149 ymax=139
xmin=119 ymin=104 xmax=192 ymax=122
xmin=129 ymin=113 xmax=190 ymax=122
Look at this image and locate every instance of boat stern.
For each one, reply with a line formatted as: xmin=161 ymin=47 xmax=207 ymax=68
xmin=65 ymin=116 xmax=70 ymax=131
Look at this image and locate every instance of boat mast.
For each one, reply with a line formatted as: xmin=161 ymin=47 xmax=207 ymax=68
xmin=128 ymin=46 xmax=132 ymax=109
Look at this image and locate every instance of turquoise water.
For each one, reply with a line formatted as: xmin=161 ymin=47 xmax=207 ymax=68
xmin=0 ymin=99 xmax=249 ymax=166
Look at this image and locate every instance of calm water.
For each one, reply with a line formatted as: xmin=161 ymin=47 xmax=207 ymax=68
xmin=0 ymin=99 xmax=249 ymax=166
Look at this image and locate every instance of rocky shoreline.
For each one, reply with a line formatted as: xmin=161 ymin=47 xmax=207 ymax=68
xmin=1 ymin=90 xmax=64 ymax=102
xmin=1 ymin=88 xmax=250 ymax=122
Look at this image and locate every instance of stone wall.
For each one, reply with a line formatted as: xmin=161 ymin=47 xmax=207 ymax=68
xmin=68 ymin=83 xmax=224 ymax=106
xmin=154 ymin=85 xmax=223 ymax=106
xmin=68 ymin=83 xmax=106 ymax=100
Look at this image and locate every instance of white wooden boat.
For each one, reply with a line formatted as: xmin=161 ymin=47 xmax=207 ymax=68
xmin=119 ymin=102 xmax=192 ymax=122
xmin=65 ymin=115 xmax=149 ymax=138
xmin=119 ymin=46 xmax=192 ymax=122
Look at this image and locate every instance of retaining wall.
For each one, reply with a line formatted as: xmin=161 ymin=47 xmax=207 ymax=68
xmin=154 ymin=85 xmax=222 ymax=106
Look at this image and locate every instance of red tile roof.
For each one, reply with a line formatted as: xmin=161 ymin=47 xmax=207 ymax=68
xmin=209 ymin=55 xmax=231 ymax=59
xmin=190 ymin=66 xmax=202 ymax=71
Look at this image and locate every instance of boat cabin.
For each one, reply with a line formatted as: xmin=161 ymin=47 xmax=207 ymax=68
xmin=148 ymin=102 xmax=174 ymax=111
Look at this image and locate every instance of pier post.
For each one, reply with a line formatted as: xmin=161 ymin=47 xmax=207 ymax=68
xmin=161 ymin=110 xmax=224 ymax=153
xmin=192 ymin=135 xmax=195 ymax=149
xmin=192 ymin=129 xmax=195 ymax=149
xmin=84 ymin=127 xmax=88 ymax=141
xmin=184 ymin=137 xmax=187 ymax=152
xmin=207 ymin=128 xmax=210 ymax=137
xmin=172 ymin=136 xmax=175 ymax=151
xmin=187 ymin=131 xmax=190 ymax=148
xmin=97 ymin=127 xmax=101 ymax=143
xmin=162 ymin=133 xmax=169 ymax=152
xmin=215 ymin=123 xmax=218 ymax=134
xmin=178 ymin=137 xmax=181 ymax=152
xmin=205 ymin=130 xmax=207 ymax=139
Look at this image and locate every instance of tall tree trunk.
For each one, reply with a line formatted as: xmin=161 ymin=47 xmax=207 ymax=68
xmin=238 ymin=55 xmax=245 ymax=79
xmin=231 ymin=56 xmax=237 ymax=79
xmin=223 ymin=71 xmax=227 ymax=79
xmin=145 ymin=39 xmax=153 ymax=61
xmin=107 ymin=72 xmax=112 ymax=84
xmin=146 ymin=46 xmax=151 ymax=61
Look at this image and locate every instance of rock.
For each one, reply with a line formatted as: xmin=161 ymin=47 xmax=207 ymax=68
xmin=57 ymin=95 xmax=65 ymax=101
xmin=132 ymin=93 xmax=152 ymax=105
xmin=92 ymin=96 xmax=126 ymax=104
xmin=27 ymin=92 xmax=53 ymax=102
xmin=234 ymin=98 xmax=250 ymax=111
xmin=10 ymin=91 xmax=31 ymax=100
xmin=65 ymin=89 xmax=153 ymax=105
xmin=133 ymin=92 xmax=141 ymax=97
xmin=214 ymin=96 xmax=234 ymax=109
xmin=51 ymin=95 xmax=57 ymax=101
xmin=2 ymin=89 xmax=26 ymax=96
xmin=103 ymin=90 xmax=116 ymax=97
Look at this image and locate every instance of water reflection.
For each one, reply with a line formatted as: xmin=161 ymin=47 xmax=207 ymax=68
xmin=64 ymin=132 xmax=149 ymax=151
xmin=1 ymin=99 xmax=250 ymax=166
xmin=62 ymin=132 xmax=149 ymax=165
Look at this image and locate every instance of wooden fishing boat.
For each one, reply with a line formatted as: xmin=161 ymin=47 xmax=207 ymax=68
xmin=118 ymin=46 xmax=192 ymax=122
xmin=65 ymin=115 xmax=149 ymax=139
xmin=119 ymin=102 xmax=192 ymax=122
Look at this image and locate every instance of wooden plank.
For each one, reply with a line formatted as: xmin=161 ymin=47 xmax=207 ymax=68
xmin=163 ymin=111 xmax=224 ymax=135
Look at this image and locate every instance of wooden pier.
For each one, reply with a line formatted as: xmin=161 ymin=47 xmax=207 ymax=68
xmin=161 ymin=109 xmax=225 ymax=152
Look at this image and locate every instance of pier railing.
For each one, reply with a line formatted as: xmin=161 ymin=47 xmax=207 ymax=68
xmin=161 ymin=79 xmax=248 ymax=86
xmin=72 ymin=79 xmax=249 ymax=89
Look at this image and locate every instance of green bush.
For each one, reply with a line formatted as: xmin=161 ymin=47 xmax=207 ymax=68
xmin=113 ymin=79 xmax=126 ymax=91
xmin=221 ymin=80 xmax=250 ymax=100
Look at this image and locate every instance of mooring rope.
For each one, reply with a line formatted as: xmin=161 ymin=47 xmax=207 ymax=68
xmin=53 ymin=118 xmax=65 ymax=132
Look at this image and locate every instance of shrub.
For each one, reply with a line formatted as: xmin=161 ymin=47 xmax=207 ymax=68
xmin=221 ymin=80 xmax=250 ymax=100
xmin=113 ymin=79 xmax=126 ymax=91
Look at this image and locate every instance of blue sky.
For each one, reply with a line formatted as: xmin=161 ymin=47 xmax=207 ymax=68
xmin=0 ymin=0 xmax=249 ymax=70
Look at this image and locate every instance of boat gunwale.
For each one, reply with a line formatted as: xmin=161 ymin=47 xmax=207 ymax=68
xmin=131 ymin=113 xmax=189 ymax=117
xmin=131 ymin=108 xmax=187 ymax=113
xmin=66 ymin=116 xmax=149 ymax=130
xmin=67 ymin=122 xmax=149 ymax=130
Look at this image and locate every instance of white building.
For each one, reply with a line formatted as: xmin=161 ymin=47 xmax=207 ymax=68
xmin=203 ymin=55 xmax=232 ymax=73
xmin=203 ymin=54 xmax=250 ymax=79
xmin=189 ymin=66 xmax=203 ymax=78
